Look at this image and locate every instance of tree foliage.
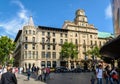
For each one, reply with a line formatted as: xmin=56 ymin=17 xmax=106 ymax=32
xmin=86 ymin=46 xmax=101 ymax=59
xmin=0 ymin=36 xmax=15 ymax=65
xmin=60 ymin=42 xmax=78 ymax=60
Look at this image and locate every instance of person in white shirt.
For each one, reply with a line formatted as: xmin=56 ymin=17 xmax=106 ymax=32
xmin=96 ymin=65 xmax=103 ymax=84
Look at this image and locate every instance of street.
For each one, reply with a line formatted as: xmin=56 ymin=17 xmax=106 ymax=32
xmin=14 ymin=72 xmax=106 ymax=84
xmin=47 ymin=72 xmax=95 ymax=84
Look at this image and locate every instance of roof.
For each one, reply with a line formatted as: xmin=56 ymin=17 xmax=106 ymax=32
xmin=14 ymin=30 xmax=22 ymax=42
xmin=38 ymin=26 xmax=68 ymax=32
xmin=98 ymin=32 xmax=114 ymax=38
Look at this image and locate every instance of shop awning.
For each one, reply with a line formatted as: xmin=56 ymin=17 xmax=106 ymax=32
xmin=100 ymin=35 xmax=120 ymax=59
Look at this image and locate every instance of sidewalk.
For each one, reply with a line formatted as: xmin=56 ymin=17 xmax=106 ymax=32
xmin=17 ymin=73 xmax=46 ymax=84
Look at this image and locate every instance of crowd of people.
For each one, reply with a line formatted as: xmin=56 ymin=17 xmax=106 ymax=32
xmin=26 ymin=66 xmax=51 ymax=82
xmin=91 ymin=64 xmax=120 ymax=84
xmin=0 ymin=65 xmax=51 ymax=84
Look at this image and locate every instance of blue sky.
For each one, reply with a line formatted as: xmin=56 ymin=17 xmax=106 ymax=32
xmin=0 ymin=0 xmax=113 ymax=39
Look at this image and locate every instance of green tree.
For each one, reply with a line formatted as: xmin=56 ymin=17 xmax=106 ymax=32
xmin=86 ymin=46 xmax=101 ymax=59
xmin=60 ymin=42 xmax=78 ymax=60
xmin=0 ymin=36 xmax=15 ymax=65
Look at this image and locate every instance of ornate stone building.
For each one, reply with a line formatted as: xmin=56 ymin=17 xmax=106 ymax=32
xmin=14 ymin=9 xmax=113 ymax=69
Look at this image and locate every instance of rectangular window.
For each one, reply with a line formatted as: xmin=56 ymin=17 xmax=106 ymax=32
xmin=41 ymin=61 xmax=45 ymax=67
xmin=42 ymin=38 xmax=45 ymax=43
xmin=53 ymin=32 xmax=55 ymax=37
xmin=60 ymin=39 xmax=63 ymax=44
xmin=65 ymin=34 xmax=67 ymax=38
xmin=60 ymin=33 xmax=63 ymax=37
xmin=90 ymin=35 xmax=92 ymax=38
xmin=75 ymin=33 xmax=77 ymax=37
xmin=91 ymin=40 xmax=93 ymax=45
xmin=28 ymin=51 xmax=31 ymax=59
xmin=53 ymin=38 xmax=55 ymax=43
xmin=32 ymin=37 xmax=35 ymax=42
xmin=52 ymin=52 xmax=56 ymax=59
xmin=53 ymin=45 xmax=56 ymax=50
xmin=24 ymin=51 xmax=27 ymax=59
xmin=95 ymin=41 xmax=97 ymax=45
xmin=47 ymin=45 xmax=50 ymax=50
xmin=25 ymin=37 xmax=28 ymax=42
xmin=33 ymin=31 xmax=35 ymax=35
xmin=75 ymin=39 xmax=78 ymax=44
xmin=32 ymin=44 xmax=35 ymax=49
xmin=24 ymin=44 xmax=28 ymax=49
xmin=47 ymin=32 xmax=50 ymax=36
xmin=42 ymin=31 xmax=45 ymax=36
xmin=36 ymin=51 xmax=38 ymax=59
xmin=25 ymin=30 xmax=27 ymax=34
xmin=42 ymin=45 xmax=45 ymax=50
xmin=33 ymin=51 xmax=35 ymax=59
xmin=65 ymin=39 xmax=68 ymax=42
xmin=47 ymin=52 xmax=51 ymax=58
xmin=29 ymin=30 xmax=31 ymax=34
xmin=41 ymin=52 xmax=45 ymax=58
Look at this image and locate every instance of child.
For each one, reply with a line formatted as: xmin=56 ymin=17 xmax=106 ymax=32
xmin=90 ymin=75 xmax=95 ymax=84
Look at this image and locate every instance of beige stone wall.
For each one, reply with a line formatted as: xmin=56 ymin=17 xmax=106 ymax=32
xmin=14 ymin=10 xmax=109 ymax=69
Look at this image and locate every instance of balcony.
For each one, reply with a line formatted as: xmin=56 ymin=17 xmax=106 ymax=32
xmin=23 ymin=40 xmax=36 ymax=43
xmin=40 ymin=41 xmax=57 ymax=45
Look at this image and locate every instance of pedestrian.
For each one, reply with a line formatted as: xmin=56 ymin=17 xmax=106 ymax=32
xmin=96 ymin=64 xmax=103 ymax=84
xmin=46 ymin=67 xmax=50 ymax=80
xmin=36 ymin=68 xmax=42 ymax=81
xmin=104 ymin=65 xmax=111 ymax=84
xmin=110 ymin=67 xmax=119 ymax=84
xmin=1 ymin=66 xmax=17 ymax=84
xmin=15 ymin=67 xmax=18 ymax=78
xmin=90 ymin=75 xmax=95 ymax=84
xmin=43 ymin=68 xmax=47 ymax=82
xmin=26 ymin=68 xmax=31 ymax=80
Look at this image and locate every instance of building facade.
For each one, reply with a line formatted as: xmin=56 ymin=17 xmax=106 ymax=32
xmin=14 ymin=9 xmax=113 ymax=69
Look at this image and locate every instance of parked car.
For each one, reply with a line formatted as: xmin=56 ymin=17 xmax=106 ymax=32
xmin=71 ymin=68 xmax=84 ymax=73
xmin=55 ymin=66 xmax=69 ymax=73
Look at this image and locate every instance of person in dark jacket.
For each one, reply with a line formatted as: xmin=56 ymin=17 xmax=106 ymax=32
xmin=1 ymin=66 xmax=17 ymax=84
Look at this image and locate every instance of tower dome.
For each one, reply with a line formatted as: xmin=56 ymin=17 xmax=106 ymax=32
xmin=76 ymin=9 xmax=85 ymax=16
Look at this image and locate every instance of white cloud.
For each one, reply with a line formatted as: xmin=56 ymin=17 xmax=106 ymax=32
xmin=105 ymin=3 xmax=112 ymax=19
xmin=0 ymin=0 xmax=30 ymax=38
xmin=11 ymin=0 xmax=24 ymax=9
